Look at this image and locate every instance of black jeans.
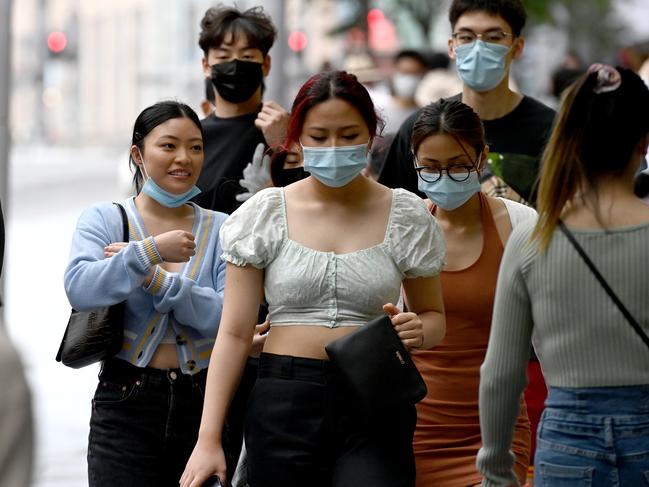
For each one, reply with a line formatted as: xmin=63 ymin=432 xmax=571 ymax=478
xmin=245 ymin=353 xmax=417 ymax=487
xmin=87 ymin=358 xmax=208 ymax=487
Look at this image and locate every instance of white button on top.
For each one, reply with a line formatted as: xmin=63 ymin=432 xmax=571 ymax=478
xmin=169 ymin=371 xmax=178 ymax=380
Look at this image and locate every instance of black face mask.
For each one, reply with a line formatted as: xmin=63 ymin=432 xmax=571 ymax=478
xmin=272 ymin=167 xmax=309 ymax=187
xmin=211 ymin=59 xmax=263 ymax=103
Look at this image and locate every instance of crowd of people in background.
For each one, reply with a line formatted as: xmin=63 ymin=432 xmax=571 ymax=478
xmin=1 ymin=0 xmax=649 ymax=486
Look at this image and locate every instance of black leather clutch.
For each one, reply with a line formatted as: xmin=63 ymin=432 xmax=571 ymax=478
xmin=325 ymin=314 xmax=427 ymax=414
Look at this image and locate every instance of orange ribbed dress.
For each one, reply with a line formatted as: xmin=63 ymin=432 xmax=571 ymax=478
xmin=413 ymin=193 xmax=530 ymax=487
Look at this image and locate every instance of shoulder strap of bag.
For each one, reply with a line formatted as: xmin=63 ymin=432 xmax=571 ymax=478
xmin=558 ymin=220 xmax=649 ymax=351
xmin=56 ymin=203 xmax=129 ymax=363
xmin=113 ymin=202 xmax=129 ymax=242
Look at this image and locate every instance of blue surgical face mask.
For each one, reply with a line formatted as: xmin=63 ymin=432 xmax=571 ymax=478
xmin=138 ymin=151 xmax=201 ymax=208
xmin=454 ymin=40 xmax=510 ymax=92
xmin=418 ymin=171 xmax=481 ymax=211
xmin=302 ymin=142 xmax=369 ymax=188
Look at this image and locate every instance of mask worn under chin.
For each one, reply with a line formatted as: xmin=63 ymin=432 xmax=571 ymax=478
xmin=418 ymin=172 xmax=480 ymax=211
xmin=211 ymin=60 xmax=263 ymax=103
xmin=138 ymin=151 xmax=201 ymax=207
xmin=142 ymin=178 xmax=201 ymax=208
xmin=454 ymin=40 xmax=510 ymax=92
xmin=302 ymin=143 xmax=369 ymax=188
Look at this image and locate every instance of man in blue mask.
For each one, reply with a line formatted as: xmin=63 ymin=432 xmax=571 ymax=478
xmin=379 ymin=0 xmax=555 ymax=205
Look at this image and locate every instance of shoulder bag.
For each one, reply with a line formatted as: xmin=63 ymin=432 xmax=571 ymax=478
xmin=56 ymin=203 xmax=129 ymax=368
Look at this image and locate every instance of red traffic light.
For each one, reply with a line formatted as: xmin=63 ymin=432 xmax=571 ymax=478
xmin=367 ymin=8 xmax=385 ymax=26
xmin=288 ymin=31 xmax=308 ymax=52
xmin=47 ymin=31 xmax=67 ymax=53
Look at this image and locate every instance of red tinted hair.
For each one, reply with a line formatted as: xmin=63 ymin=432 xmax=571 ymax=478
xmin=284 ymin=70 xmax=383 ymax=149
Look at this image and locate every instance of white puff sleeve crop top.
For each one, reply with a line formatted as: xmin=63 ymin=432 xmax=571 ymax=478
xmin=220 ymin=187 xmax=445 ymax=328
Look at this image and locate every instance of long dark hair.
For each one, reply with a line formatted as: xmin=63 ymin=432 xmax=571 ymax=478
xmin=411 ymin=98 xmax=485 ymax=159
xmin=129 ymin=101 xmax=203 ymax=193
xmin=284 ymin=70 xmax=384 ymax=149
xmin=531 ymin=66 xmax=649 ymax=250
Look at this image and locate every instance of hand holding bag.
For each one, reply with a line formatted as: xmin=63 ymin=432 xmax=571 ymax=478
xmin=325 ymin=314 xmax=427 ymax=415
xmin=56 ymin=203 xmax=129 ymax=368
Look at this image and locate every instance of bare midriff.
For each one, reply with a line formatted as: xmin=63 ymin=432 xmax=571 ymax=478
xmin=147 ymin=343 xmax=181 ymax=369
xmin=263 ymin=324 xmax=361 ymax=360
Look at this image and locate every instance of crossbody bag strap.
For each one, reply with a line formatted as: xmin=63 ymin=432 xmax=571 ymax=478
xmin=113 ymin=202 xmax=129 ymax=242
xmin=558 ymin=220 xmax=649 ymax=351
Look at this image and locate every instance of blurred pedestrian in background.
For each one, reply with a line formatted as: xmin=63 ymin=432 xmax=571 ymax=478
xmin=64 ymin=101 xmax=228 ymax=487
xmin=409 ymin=98 xmax=535 ymax=487
xmin=414 ymin=52 xmax=463 ymax=109
xmin=550 ymin=66 xmax=585 ymax=102
xmin=194 ymin=5 xmax=288 ymax=215
xmin=368 ymin=49 xmax=428 ymax=179
xmin=549 ymin=51 xmax=585 ymax=104
xmin=181 ymin=70 xmax=446 ymax=487
xmin=383 ymin=49 xmax=428 ymax=135
xmin=478 ymin=65 xmax=649 ymax=486
xmin=0 ymin=199 xmax=34 ymax=487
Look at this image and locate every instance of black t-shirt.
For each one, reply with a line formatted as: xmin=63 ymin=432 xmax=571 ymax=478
xmin=378 ymin=94 xmax=556 ymax=203
xmin=194 ymin=111 xmax=266 ymax=215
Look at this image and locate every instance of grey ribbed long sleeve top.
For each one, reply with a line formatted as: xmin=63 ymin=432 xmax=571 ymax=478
xmin=477 ymin=219 xmax=649 ymax=486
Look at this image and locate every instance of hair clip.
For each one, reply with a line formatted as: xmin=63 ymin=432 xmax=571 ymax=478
xmin=587 ymin=63 xmax=621 ymax=94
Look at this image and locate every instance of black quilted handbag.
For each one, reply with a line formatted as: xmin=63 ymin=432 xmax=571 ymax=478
xmin=56 ymin=203 xmax=128 ymax=368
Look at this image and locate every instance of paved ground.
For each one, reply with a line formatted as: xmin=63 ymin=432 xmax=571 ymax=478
xmin=4 ymin=143 xmax=129 ymax=486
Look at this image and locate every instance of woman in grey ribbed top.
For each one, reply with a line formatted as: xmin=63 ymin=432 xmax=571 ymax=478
xmin=478 ymin=65 xmax=649 ymax=486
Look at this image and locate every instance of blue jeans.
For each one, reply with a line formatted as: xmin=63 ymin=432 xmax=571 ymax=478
xmin=535 ymin=385 xmax=649 ymax=486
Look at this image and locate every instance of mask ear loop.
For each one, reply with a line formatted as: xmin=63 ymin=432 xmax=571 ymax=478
xmin=134 ymin=148 xmax=150 ymax=180
xmin=475 ymin=147 xmax=488 ymax=174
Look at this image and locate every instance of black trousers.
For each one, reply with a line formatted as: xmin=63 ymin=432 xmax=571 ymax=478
xmin=245 ymin=353 xmax=417 ymax=487
xmin=87 ymin=358 xmax=208 ymax=487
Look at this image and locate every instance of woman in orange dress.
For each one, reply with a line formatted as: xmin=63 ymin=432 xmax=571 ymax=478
xmin=409 ymin=98 xmax=534 ymax=486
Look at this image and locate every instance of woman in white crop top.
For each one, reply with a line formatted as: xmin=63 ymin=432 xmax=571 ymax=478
xmin=181 ymin=71 xmax=446 ymax=487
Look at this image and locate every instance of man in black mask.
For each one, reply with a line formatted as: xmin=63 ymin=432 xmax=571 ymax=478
xmin=195 ymin=5 xmax=288 ymax=215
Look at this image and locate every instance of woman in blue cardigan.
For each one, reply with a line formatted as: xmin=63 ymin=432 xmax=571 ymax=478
xmin=64 ymin=101 xmax=228 ymax=487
